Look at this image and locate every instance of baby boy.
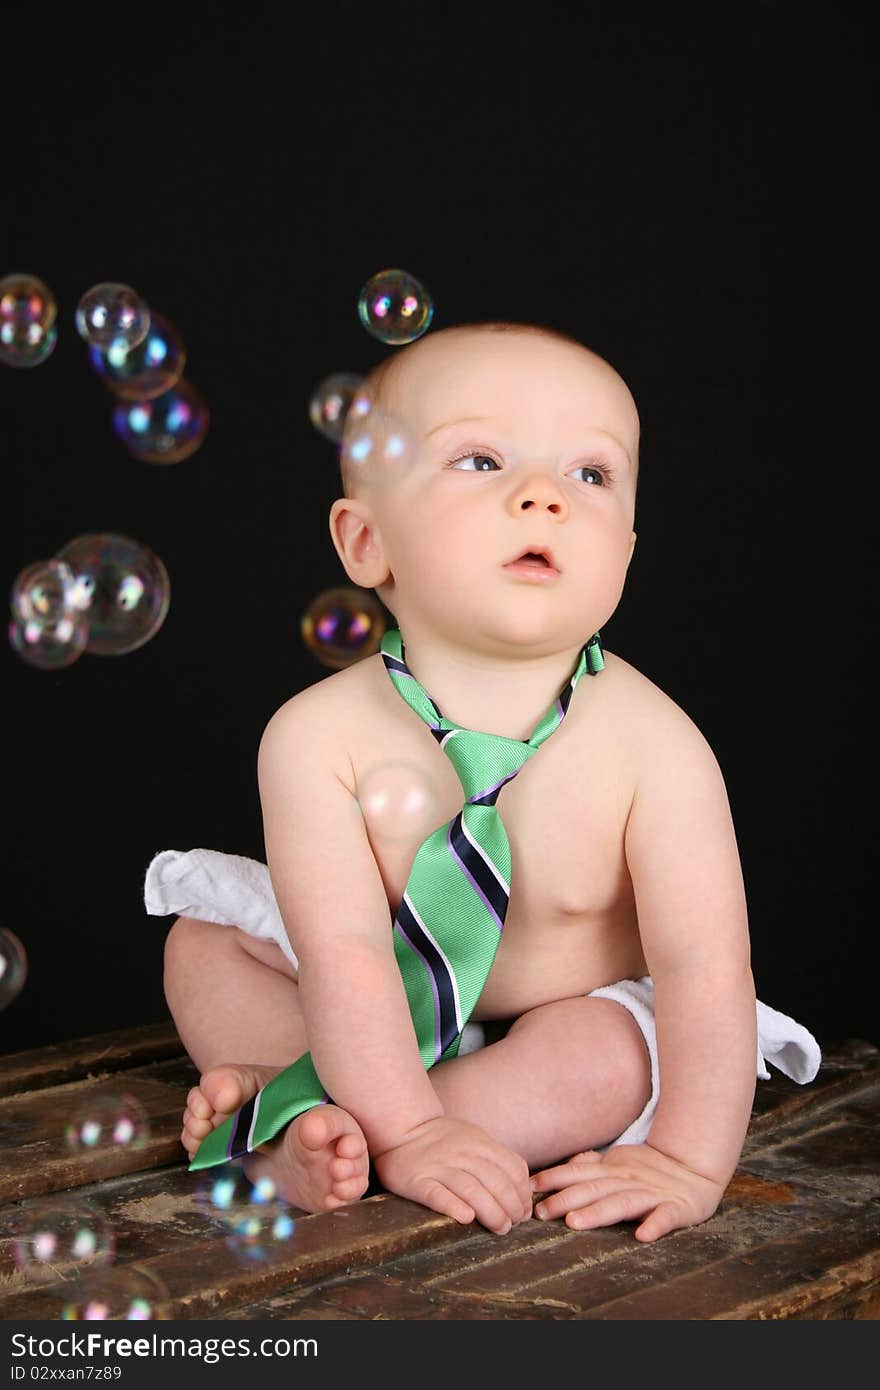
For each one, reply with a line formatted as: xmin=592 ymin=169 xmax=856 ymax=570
xmin=150 ymin=321 xmax=820 ymax=1242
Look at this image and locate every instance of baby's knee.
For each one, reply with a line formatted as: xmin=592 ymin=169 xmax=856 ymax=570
xmin=163 ymin=915 xmax=228 ymax=983
xmin=508 ymin=996 xmax=651 ymax=1104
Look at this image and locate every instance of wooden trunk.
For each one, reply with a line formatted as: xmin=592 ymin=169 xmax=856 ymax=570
xmin=1 ymin=1025 xmax=878 ymax=1320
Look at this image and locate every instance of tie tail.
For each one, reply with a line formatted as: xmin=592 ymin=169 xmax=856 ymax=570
xmin=188 ymin=1115 xmax=240 ymax=1170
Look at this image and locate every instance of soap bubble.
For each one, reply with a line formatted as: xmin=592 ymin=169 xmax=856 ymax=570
xmin=65 ymin=1093 xmax=150 ymax=1156
xmin=112 ymin=379 xmax=209 ymax=464
xmin=356 ymin=760 xmax=443 ymax=847
xmin=75 ymin=282 xmax=150 ymax=353
xmin=339 ymin=394 xmax=413 ymax=492
xmin=8 ymin=611 xmax=90 ymax=670
xmin=0 ymin=928 xmax=27 ymax=1009
xmin=10 ymin=559 xmax=77 ymax=624
xmin=0 ymin=272 xmax=58 ymax=368
xmin=309 ymin=372 xmax=364 ymax=443
xmin=55 ymin=532 xmax=170 ymax=656
xmin=358 ymin=268 xmax=434 ymax=345
xmin=1 ymin=272 xmax=57 ymax=332
xmin=301 ymin=587 xmax=386 ymax=670
xmin=88 ymin=310 xmax=185 ymax=400
xmin=193 ymin=1164 xmax=296 ymax=1263
xmin=13 ymin=1199 xmax=114 ymax=1282
xmin=61 ymin=1267 xmax=171 ymax=1320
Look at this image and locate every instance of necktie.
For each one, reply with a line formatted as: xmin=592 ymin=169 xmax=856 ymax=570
xmin=189 ymin=625 xmax=604 ymax=1170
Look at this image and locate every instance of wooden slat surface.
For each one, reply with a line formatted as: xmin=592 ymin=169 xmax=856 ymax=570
xmin=0 ymin=1020 xmax=183 ymax=1098
xmin=0 ymin=1026 xmax=877 ymax=1320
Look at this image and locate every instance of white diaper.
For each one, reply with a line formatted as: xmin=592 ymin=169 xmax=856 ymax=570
xmin=146 ymin=847 xmax=822 ymax=1147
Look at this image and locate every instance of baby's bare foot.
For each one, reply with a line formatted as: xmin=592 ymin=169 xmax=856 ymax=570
xmin=182 ymin=1063 xmax=370 ymax=1213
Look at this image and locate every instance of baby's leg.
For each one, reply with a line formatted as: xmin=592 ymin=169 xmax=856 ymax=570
xmin=429 ymin=997 xmax=653 ymax=1170
xmin=163 ymin=916 xmax=370 ymax=1213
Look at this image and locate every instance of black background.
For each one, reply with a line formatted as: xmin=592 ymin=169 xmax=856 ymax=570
xmin=3 ymin=4 xmax=875 ymax=1057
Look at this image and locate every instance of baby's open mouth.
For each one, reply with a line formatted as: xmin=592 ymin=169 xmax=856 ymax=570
xmin=503 ymin=545 xmax=560 ymax=573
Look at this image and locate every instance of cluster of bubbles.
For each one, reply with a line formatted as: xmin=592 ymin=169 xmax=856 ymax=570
xmin=12 ymin=1191 xmax=170 ymax=1317
xmin=2 ymin=273 xmax=210 ymax=464
xmin=9 ymin=1157 xmax=301 ymax=1316
xmin=193 ymin=1163 xmax=296 ymax=1262
xmin=303 ymin=268 xmax=434 ymax=670
xmin=77 ymin=284 xmax=209 ymax=466
xmin=9 ymin=536 xmax=171 ymax=670
xmin=9 ymin=1089 xmax=167 ymax=1317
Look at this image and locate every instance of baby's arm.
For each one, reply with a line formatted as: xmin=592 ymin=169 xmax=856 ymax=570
xmin=258 ymin=694 xmax=531 ymax=1233
xmin=533 ymin=697 xmax=757 ymax=1241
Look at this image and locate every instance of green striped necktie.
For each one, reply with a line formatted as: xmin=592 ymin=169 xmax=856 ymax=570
xmin=190 ymin=625 xmax=604 ymax=1170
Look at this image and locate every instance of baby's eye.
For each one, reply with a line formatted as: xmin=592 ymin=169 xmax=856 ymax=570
xmin=449 ymin=453 xmax=500 ymax=472
xmin=570 ymin=463 xmax=609 ymax=486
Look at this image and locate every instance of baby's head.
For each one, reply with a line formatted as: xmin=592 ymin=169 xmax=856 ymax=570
xmin=329 ymin=322 xmax=640 ymax=657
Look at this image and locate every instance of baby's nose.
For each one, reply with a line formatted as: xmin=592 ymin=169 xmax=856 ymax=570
xmin=510 ymin=472 xmax=568 ymax=514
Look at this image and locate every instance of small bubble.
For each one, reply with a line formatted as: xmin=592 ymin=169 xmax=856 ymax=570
xmin=357 ymin=269 xmax=434 ymax=345
xmin=301 ymin=587 xmax=386 ymax=670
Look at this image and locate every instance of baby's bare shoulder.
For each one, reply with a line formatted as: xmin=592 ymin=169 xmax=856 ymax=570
xmin=599 ymin=649 xmax=718 ymax=767
xmin=259 ymin=654 xmax=386 ymax=790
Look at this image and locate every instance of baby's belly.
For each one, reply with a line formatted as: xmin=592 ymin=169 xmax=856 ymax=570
xmin=469 ymin=907 xmax=648 ymax=1021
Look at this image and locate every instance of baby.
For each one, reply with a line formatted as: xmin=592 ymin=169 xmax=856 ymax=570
xmin=150 ymin=321 xmax=820 ymax=1242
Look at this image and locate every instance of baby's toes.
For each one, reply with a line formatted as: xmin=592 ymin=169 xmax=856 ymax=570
xmin=186 ymin=1087 xmax=213 ymax=1121
xmin=329 ymin=1173 xmax=369 ymax=1204
xmin=329 ymin=1154 xmax=362 ymax=1182
xmin=334 ymin=1130 xmax=368 ymax=1161
xmin=185 ymin=1112 xmax=213 ymax=1139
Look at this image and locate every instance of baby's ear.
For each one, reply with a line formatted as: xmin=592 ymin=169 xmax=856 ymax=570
xmin=328 ymin=498 xmax=389 ymax=588
xmin=627 ymin=531 xmax=637 ymax=566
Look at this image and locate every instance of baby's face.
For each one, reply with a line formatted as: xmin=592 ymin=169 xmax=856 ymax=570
xmin=348 ymin=328 xmax=639 ymax=652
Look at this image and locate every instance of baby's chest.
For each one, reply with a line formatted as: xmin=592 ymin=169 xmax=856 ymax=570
xmin=352 ymin=715 xmax=632 ymax=921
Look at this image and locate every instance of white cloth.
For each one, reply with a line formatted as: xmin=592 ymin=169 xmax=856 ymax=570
xmin=146 ymin=847 xmax=823 ymax=1146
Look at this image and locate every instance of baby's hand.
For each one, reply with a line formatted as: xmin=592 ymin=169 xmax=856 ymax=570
xmin=373 ymin=1116 xmax=533 ymax=1234
xmin=531 ymin=1142 xmax=726 ymax=1242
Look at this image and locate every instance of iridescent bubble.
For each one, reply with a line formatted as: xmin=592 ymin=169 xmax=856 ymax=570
xmin=10 ymin=559 xmax=76 ymax=623
xmin=309 ymin=372 xmax=364 ymax=443
xmin=193 ymin=1164 xmax=296 ymax=1263
xmin=65 ymin=1093 xmax=149 ymax=1155
xmin=0 ymin=928 xmax=28 ymax=1009
xmin=357 ymin=268 xmax=434 ymax=345
xmin=8 ymin=611 xmax=90 ymax=670
xmin=75 ymin=282 xmax=150 ymax=353
xmin=301 ymin=587 xmax=386 ymax=670
xmin=61 ymin=1267 xmax=171 ymax=1320
xmin=356 ymin=760 xmax=443 ymax=847
xmin=0 ymin=273 xmax=58 ymax=367
xmin=54 ymin=532 xmax=170 ymax=656
xmin=0 ymin=272 xmax=57 ymax=332
xmin=88 ymin=310 xmax=186 ymax=401
xmin=112 ymin=378 xmax=209 ymax=464
xmin=339 ymin=396 xmax=413 ymax=492
xmin=13 ymin=1199 xmax=114 ymax=1282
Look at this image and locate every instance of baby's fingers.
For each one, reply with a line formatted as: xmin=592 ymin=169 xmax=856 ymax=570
xmin=635 ymin=1200 xmax=688 ymax=1243
xmin=444 ymin=1166 xmax=519 ymax=1234
xmin=537 ymin=1180 xmax=667 ymax=1233
xmin=416 ymin=1177 xmax=476 ymax=1227
xmin=530 ymin=1150 xmax=602 ymax=1196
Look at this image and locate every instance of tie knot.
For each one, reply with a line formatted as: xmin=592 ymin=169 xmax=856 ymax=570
xmin=380 ymin=627 xmax=604 ymax=803
xmin=432 ymin=725 xmax=537 ymax=803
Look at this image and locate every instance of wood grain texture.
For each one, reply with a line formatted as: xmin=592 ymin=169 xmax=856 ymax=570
xmin=1 ymin=1029 xmax=877 ymax=1321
